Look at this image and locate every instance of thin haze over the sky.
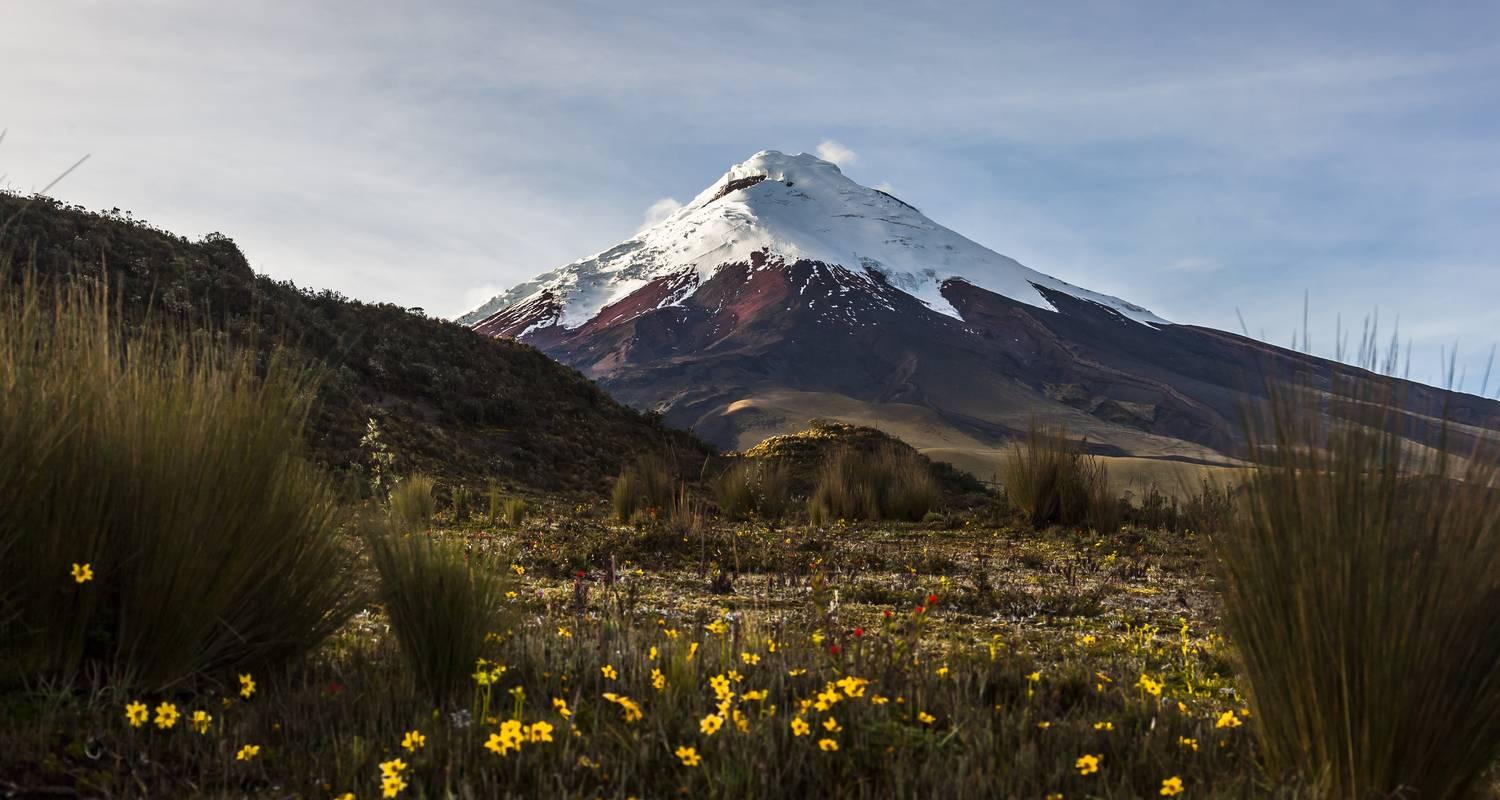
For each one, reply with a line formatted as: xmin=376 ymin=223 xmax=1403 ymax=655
xmin=5 ymin=1 xmax=1499 ymax=392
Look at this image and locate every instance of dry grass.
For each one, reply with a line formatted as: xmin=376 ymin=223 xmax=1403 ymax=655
xmin=1211 ymin=380 xmax=1500 ymax=797
xmin=0 ymin=270 xmax=355 ymax=688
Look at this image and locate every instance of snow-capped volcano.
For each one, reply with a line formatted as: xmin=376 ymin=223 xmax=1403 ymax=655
xmin=462 ymin=150 xmax=1498 ymax=469
xmin=461 ymin=150 xmax=1164 ymax=335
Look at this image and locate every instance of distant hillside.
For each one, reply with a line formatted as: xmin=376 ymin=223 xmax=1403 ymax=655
xmin=0 ymin=194 xmax=710 ymax=494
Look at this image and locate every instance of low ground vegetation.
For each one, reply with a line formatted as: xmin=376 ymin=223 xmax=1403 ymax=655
xmin=3 ymin=268 xmax=1499 ymax=797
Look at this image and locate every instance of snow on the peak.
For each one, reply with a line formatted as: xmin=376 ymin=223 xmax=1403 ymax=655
xmin=461 ymin=150 xmax=1167 ymax=330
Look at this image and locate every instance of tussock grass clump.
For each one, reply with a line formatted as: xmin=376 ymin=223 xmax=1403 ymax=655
xmin=1000 ymin=421 xmax=1116 ymax=532
xmin=0 ymin=272 xmax=355 ymax=687
xmin=612 ymin=455 xmax=675 ymax=522
xmin=714 ymin=462 xmax=758 ymax=519
xmin=1211 ymin=383 xmax=1500 ymax=797
xmin=365 ymin=524 xmax=513 ymax=706
xmin=808 ymin=445 xmax=938 ymax=524
xmin=714 ymin=459 xmax=794 ymax=522
xmin=500 ymin=497 xmax=528 ymax=527
xmin=388 ymin=474 xmax=436 ymax=532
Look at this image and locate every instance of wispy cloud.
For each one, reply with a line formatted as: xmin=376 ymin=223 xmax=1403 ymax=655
xmin=638 ymin=197 xmax=683 ymax=232
xmin=816 ymin=139 xmax=858 ymax=167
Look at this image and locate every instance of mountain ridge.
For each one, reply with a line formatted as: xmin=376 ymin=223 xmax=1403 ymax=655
xmin=463 ymin=151 xmax=1500 ymax=474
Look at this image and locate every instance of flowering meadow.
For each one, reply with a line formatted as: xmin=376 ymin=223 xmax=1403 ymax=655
xmin=2 ymin=516 xmax=1277 ymax=798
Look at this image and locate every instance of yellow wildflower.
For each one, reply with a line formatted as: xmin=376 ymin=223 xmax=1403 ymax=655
xmin=190 ymin=710 xmax=211 ymax=734
xmin=706 ymin=619 xmax=728 ymax=635
xmin=235 ymin=744 xmax=260 ymax=761
xmin=1178 ymin=736 xmax=1198 ymax=751
xmin=675 ymin=745 xmax=701 ymax=766
xmin=557 ymin=626 xmax=571 ymax=638
xmin=790 ymin=717 xmax=811 ymax=736
xmin=818 ymin=738 xmax=839 ymax=752
xmin=602 ymin=692 xmax=643 ymax=723
xmin=401 ymin=730 xmax=426 ymax=752
xmin=153 ymin=702 xmax=179 ymax=730
xmin=124 ymin=701 xmax=148 ymax=728
xmin=709 ymin=674 xmax=733 ymax=700
xmin=740 ymin=651 xmax=760 ymax=665
xmin=238 ymin=674 xmax=256 ymax=699
xmin=700 ymin=714 xmax=724 ymax=735
xmin=527 ymin=720 xmax=554 ymax=742
xmin=1076 ymin=753 xmax=1101 ymax=775
xmin=553 ymin=697 xmax=572 ymax=718
xmin=1216 ymin=710 xmax=1242 ymax=729
xmin=1093 ymin=721 xmax=1114 ymax=731
xmin=1161 ymin=776 xmax=1184 ymax=796
xmin=917 ymin=711 xmax=935 ymax=725
xmin=71 ymin=563 xmax=93 ymax=583
xmin=485 ymin=720 xmax=525 ymax=755
xmin=651 ymin=668 xmax=666 ymax=690
xmin=1137 ymin=673 xmax=1163 ymax=697
xmin=381 ymin=774 xmax=407 ymax=798
xmin=835 ymin=676 xmax=868 ymax=697
xmin=379 ymin=758 xmax=407 ymax=778
xmin=648 ymin=646 xmax=658 ymax=660
xmin=601 ymin=664 xmax=618 ymax=680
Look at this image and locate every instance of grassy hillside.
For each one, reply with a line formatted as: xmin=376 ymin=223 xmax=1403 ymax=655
xmin=0 ymin=193 xmax=710 ymax=494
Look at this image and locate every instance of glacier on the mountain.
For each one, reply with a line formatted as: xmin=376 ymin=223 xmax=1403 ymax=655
xmin=462 ymin=150 xmax=1167 ymax=330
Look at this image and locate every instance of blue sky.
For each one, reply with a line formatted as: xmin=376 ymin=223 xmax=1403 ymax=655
xmin=6 ymin=1 xmax=1499 ymax=392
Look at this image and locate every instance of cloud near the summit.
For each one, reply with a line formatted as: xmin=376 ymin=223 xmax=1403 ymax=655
xmin=816 ymin=139 xmax=858 ymax=167
xmin=638 ymin=197 xmax=683 ymax=232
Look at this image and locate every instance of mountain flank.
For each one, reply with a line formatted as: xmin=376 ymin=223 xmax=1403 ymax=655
xmin=0 ymin=193 xmax=709 ymax=494
xmin=462 ymin=151 xmax=1500 ymax=479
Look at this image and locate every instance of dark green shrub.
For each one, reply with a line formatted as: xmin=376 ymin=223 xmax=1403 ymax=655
xmin=714 ymin=462 xmax=758 ymax=520
xmin=612 ymin=456 xmax=674 ymax=522
xmin=501 ymin=497 xmax=528 ymax=527
xmin=389 ymin=474 xmax=436 ymax=532
xmin=714 ymin=459 xmax=794 ymax=522
xmin=758 ymin=460 xmax=792 ymax=522
xmin=452 ymin=485 xmax=475 ymax=523
xmin=0 ymin=273 xmax=355 ymax=687
xmin=1000 ymin=421 xmax=1116 ymax=532
xmin=365 ymin=524 xmax=513 ymax=706
xmin=1211 ymin=383 xmax=1500 ymax=797
xmin=807 ymin=445 xmax=938 ymax=523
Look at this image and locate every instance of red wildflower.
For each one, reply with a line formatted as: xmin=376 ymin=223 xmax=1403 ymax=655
xmin=916 ymin=605 xmax=926 ymax=614
xmin=928 ymin=593 xmax=938 ymax=605
xmin=883 ymin=609 xmax=893 ymax=619
xmin=829 ymin=644 xmax=841 ymax=655
xmin=853 ymin=627 xmax=864 ymax=637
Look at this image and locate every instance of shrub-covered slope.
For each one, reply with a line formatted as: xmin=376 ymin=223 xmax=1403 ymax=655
xmin=0 ymin=194 xmax=709 ymax=493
